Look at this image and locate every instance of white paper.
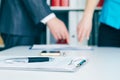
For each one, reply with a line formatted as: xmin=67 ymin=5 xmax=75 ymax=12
xmin=30 ymin=44 xmax=93 ymax=51
xmin=0 ymin=57 xmax=86 ymax=72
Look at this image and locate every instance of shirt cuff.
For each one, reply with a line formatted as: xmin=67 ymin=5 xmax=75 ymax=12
xmin=41 ymin=13 xmax=56 ymax=24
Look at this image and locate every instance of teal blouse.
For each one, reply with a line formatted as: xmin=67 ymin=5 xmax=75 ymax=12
xmin=100 ymin=0 xmax=120 ymax=29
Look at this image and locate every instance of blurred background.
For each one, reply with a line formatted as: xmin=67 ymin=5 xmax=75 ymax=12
xmin=0 ymin=0 xmax=104 ymax=47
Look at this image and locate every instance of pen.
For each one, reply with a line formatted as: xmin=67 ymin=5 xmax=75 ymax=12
xmin=41 ymin=50 xmax=61 ymax=56
xmin=77 ymin=59 xmax=86 ymax=67
xmin=41 ymin=50 xmax=60 ymax=53
xmin=4 ymin=57 xmax=54 ymax=63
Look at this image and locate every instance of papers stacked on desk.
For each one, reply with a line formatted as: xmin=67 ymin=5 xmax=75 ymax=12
xmin=30 ymin=44 xmax=93 ymax=51
xmin=0 ymin=57 xmax=86 ymax=72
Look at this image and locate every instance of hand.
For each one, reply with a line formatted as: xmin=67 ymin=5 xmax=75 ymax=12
xmin=77 ymin=15 xmax=92 ymax=42
xmin=47 ymin=17 xmax=69 ymax=43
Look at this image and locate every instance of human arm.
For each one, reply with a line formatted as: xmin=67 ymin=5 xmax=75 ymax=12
xmin=41 ymin=13 xmax=69 ymax=43
xmin=22 ymin=0 xmax=69 ymax=43
xmin=46 ymin=17 xmax=69 ymax=43
xmin=77 ymin=0 xmax=100 ymax=42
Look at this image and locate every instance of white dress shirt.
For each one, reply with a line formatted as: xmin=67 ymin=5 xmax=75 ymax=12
xmin=41 ymin=13 xmax=56 ymax=24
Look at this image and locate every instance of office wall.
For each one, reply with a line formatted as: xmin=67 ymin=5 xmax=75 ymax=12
xmin=0 ymin=0 xmax=2 ymax=45
xmin=88 ymin=11 xmax=101 ymax=46
xmin=0 ymin=36 xmax=3 ymax=45
xmin=0 ymin=0 xmax=4 ymax=46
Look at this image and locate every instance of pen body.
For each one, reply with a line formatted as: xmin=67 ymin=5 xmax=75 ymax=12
xmin=28 ymin=57 xmax=49 ymax=62
xmin=4 ymin=57 xmax=52 ymax=63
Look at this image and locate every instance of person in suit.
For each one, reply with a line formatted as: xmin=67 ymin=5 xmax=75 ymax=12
xmin=77 ymin=0 xmax=120 ymax=47
xmin=0 ymin=0 xmax=69 ymax=50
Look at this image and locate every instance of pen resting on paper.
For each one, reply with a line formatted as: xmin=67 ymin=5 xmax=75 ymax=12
xmin=2 ymin=57 xmax=54 ymax=63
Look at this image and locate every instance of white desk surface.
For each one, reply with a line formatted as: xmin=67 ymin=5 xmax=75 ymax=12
xmin=0 ymin=46 xmax=120 ymax=80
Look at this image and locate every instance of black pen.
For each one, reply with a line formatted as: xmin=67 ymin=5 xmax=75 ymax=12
xmin=4 ymin=57 xmax=54 ymax=63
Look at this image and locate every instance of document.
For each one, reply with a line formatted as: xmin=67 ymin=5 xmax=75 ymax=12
xmin=0 ymin=57 xmax=86 ymax=72
xmin=30 ymin=44 xmax=93 ymax=51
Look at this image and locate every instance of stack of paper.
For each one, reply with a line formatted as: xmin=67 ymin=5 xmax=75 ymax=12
xmin=0 ymin=57 xmax=86 ymax=72
xmin=30 ymin=44 xmax=93 ymax=51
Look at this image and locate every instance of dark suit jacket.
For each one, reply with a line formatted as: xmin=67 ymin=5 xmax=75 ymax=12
xmin=0 ymin=0 xmax=52 ymax=36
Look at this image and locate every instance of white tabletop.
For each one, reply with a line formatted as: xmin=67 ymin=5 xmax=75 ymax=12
xmin=0 ymin=46 xmax=120 ymax=80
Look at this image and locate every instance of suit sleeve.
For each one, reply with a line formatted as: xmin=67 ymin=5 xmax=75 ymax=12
xmin=22 ymin=0 xmax=52 ymax=24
